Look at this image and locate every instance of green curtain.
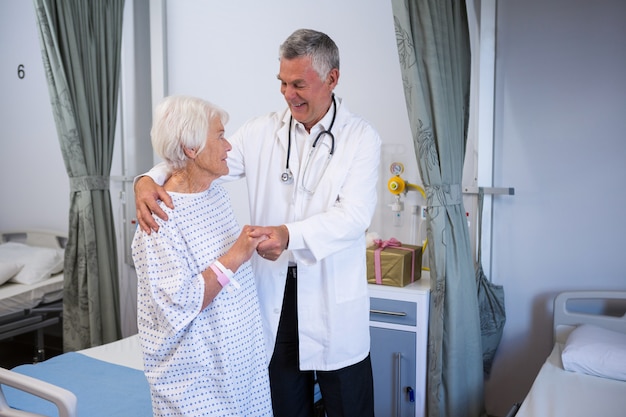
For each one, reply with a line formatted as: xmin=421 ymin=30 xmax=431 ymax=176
xmin=33 ymin=0 xmax=124 ymax=351
xmin=390 ymin=1 xmax=485 ymax=416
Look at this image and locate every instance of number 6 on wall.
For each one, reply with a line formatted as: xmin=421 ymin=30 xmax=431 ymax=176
xmin=17 ymin=64 xmax=25 ymax=79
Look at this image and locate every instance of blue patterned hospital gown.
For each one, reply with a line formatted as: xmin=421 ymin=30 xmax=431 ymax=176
xmin=132 ymin=185 xmax=273 ymax=416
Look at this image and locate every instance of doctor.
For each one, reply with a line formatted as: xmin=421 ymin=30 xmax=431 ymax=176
xmin=135 ymin=28 xmax=381 ymax=417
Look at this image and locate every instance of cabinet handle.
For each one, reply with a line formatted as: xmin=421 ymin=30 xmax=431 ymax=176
xmin=370 ymin=309 xmax=407 ymax=317
xmin=395 ymin=352 xmax=402 ymax=417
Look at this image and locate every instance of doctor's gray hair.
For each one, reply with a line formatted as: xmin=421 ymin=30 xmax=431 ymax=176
xmin=279 ymin=29 xmax=340 ymax=82
xmin=151 ymin=95 xmax=229 ymax=171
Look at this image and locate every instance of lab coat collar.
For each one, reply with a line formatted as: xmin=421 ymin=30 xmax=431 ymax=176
xmin=280 ymin=95 xmax=345 ymax=137
xmin=278 ymin=109 xmax=291 ymax=145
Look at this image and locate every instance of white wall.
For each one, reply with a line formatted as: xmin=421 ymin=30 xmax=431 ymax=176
xmin=485 ymin=0 xmax=626 ymax=415
xmin=0 ymin=0 xmax=68 ymax=234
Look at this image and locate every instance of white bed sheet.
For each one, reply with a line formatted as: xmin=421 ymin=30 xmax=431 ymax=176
xmin=0 ymin=273 xmax=64 ymax=317
xmin=79 ymin=334 xmax=144 ymax=370
xmin=516 ymin=341 xmax=626 ymax=417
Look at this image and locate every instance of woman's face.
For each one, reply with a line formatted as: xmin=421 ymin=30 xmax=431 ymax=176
xmin=193 ymin=116 xmax=231 ymax=181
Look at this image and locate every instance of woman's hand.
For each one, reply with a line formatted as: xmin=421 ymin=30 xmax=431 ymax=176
xmin=220 ymin=225 xmax=269 ymax=271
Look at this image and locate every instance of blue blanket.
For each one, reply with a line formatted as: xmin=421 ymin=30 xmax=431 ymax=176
xmin=3 ymin=352 xmax=151 ymax=416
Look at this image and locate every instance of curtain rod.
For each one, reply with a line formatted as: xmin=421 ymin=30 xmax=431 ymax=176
xmin=463 ymin=186 xmax=515 ymax=196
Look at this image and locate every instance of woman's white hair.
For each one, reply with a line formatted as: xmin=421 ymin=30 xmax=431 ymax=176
xmin=151 ymin=95 xmax=229 ymax=170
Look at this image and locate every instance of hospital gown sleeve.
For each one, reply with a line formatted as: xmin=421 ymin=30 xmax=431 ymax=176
xmin=134 ymin=222 xmax=205 ymax=336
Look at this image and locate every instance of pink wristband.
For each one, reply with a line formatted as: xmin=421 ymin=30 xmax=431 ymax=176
xmin=209 ymin=263 xmax=230 ymax=287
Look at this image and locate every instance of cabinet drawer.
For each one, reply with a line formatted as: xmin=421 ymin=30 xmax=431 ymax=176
xmin=370 ymin=297 xmax=417 ymax=326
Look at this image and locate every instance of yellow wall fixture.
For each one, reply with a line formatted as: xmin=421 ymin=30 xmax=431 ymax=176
xmin=388 ymin=175 xmax=406 ymax=195
xmin=387 ymin=174 xmax=426 ymax=200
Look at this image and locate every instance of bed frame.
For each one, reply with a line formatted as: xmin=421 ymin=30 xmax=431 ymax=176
xmin=0 ymin=367 xmax=76 ymax=417
xmin=511 ymin=290 xmax=626 ymax=417
xmin=0 ymin=231 xmax=67 ymax=250
xmin=0 ymin=230 xmax=66 ymax=362
xmin=553 ymin=290 xmax=626 ymax=341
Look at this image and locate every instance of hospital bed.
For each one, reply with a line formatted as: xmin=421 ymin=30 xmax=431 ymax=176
xmin=0 ymin=333 xmax=326 ymax=416
xmin=511 ymin=290 xmax=626 ymax=417
xmin=0 ymin=334 xmax=327 ymax=416
xmin=0 ymin=334 xmax=150 ymax=416
xmin=0 ymin=230 xmax=66 ymax=362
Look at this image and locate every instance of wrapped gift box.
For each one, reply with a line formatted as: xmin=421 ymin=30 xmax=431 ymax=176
xmin=366 ymin=240 xmax=422 ymax=287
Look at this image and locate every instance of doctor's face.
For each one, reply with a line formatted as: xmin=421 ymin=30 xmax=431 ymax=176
xmin=278 ymin=55 xmax=338 ymax=132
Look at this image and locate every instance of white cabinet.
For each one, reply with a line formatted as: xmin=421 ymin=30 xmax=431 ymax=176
xmin=368 ymin=275 xmax=430 ymax=417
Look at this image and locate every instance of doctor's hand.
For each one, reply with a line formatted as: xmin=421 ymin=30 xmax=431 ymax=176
xmin=135 ymin=176 xmax=173 ymax=234
xmin=250 ymin=225 xmax=289 ymax=261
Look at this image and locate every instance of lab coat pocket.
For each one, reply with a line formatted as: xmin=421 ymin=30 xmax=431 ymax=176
xmin=331 ymin=250 xmax=368 ymax=304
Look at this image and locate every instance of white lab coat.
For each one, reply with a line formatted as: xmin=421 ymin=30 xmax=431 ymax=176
xmin=147 ymin=97 xmax=381 ymax=371
xmin=224 ymin=97 xmax=381 ymax=371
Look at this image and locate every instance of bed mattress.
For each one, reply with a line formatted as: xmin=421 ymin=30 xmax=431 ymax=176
xmin=0 ymin=273 xmax=64 ymax=317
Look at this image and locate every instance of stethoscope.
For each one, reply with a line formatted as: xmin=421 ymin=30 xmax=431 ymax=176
xmin=281 ymin=94 xmax=337 ymax=193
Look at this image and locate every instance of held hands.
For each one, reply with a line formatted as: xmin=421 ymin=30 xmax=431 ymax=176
xmin=227 ymin=225 xmax=269 ymax=267
xmin=134 ymin=176 xmax=173 ymax=233
xmin=250 ymin=225 xmax=289 ymax=261
xmin=208 ymin=226 xmax=268 ymax=283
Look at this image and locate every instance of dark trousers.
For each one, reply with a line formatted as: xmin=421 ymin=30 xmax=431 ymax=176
xmin=268 ymin=267 xmax=375 ymax=417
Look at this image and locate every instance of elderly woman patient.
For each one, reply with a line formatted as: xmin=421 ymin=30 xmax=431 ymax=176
xmin=132 ymin=95 xmax=273 ymax=416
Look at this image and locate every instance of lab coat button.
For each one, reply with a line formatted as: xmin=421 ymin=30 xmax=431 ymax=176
xmin=273 ymin=308 xmax=280 ymax=314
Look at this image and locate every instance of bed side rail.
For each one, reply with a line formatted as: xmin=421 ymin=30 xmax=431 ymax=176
xmin=0 ymin=367 xmax=76 ymax=417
